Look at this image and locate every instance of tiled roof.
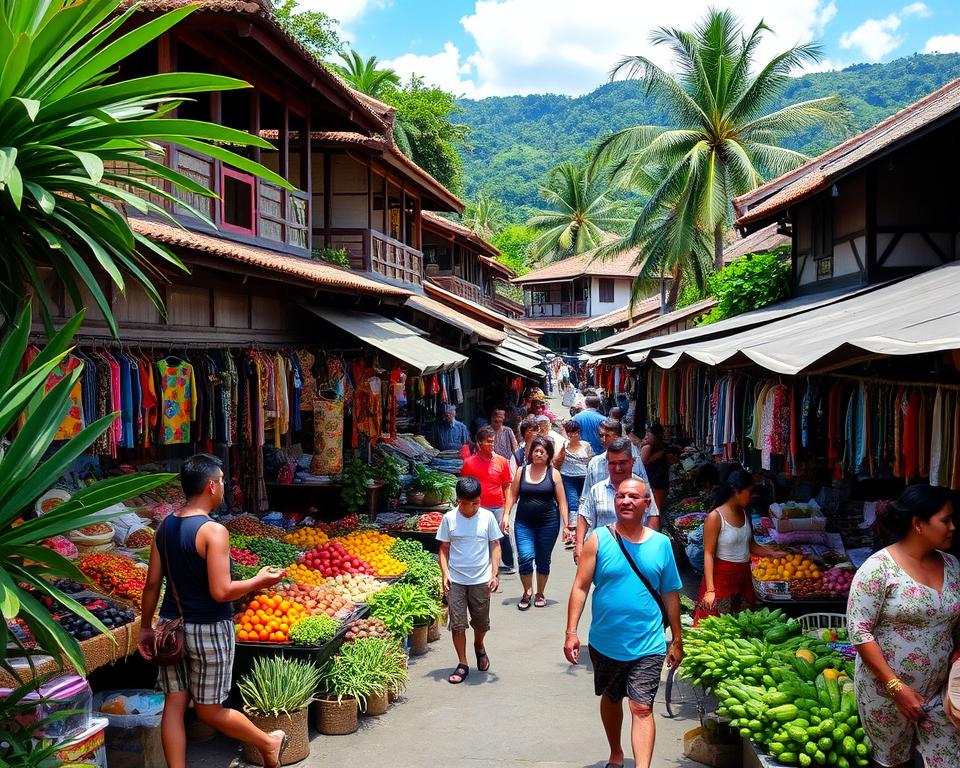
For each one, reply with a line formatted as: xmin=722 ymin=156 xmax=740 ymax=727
xmin=511 ymin=245 xmax=640 ymax=284
xmin=130 ymin=218 xmax=409 ymax=297
xmin=258 ymin=129 xmax=384 ymax=147
xmin=724 ymin=223 xmax=791 ymax=262
xmin=421 ymin=212 xmax=513 ymax=275
xmin=404 ymin=294 xmax=507 ymax=344
xmin=519 ymin=296 xmax=660 ymax=332
xmin=734 ymin=78 xmax=960 ymax=225
xmin=126 ymin=1 xmax=387 ymax=134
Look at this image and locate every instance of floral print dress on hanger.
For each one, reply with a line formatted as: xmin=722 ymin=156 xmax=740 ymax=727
xmin=846 ymin=548 xmax=960 ymax=768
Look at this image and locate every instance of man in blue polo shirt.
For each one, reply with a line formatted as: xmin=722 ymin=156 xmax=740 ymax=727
xmin=572 ymin=395 xmax=605 ymax=454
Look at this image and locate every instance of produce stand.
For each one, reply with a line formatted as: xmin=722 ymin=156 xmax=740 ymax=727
xmin=391 ymin=529 xmax=441 ymax=554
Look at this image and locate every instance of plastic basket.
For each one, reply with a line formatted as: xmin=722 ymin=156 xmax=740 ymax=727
xmin=797 ymin=612 xmax=847 ymax=637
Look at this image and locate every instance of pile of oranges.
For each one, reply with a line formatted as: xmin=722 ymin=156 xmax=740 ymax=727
xmin=286 ymin=562 xmax=326 ymax=586
xmin=753 ymin=553 xmax=822 ymax=582
xmin=235 ymin=593 xmax=306 ymax=643
xmin=333 ymin=531 xmax=407 ymax=577
xmin=283 ymin=526 xmax=329 ymax=548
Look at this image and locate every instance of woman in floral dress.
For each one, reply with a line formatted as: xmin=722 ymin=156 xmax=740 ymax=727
xmin=847 ymin=484 xmax=960 ymax=767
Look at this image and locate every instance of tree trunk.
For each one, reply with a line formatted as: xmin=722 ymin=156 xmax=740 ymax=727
xmin=714 ymin=224 xmax=724 ymax=272
xmin=665 ymin=267 xmax=681 ymax=312
xmin=659 ymin=274 xmax=667 ymax=315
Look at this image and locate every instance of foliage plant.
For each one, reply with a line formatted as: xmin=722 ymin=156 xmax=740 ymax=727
xmin=593 ymin=8 xmax=852 ymax=292
xmin=340 ymin=458 xmax=373 ymax=514
xmin=389 ymin=539 xmax=443 ymax=601
xmin=331 ymin=51 xmax=401 ymax=101
xmin=273 ymin=0 xmax=344 ymax=59
xmin=311 ymin=246 xmax=351 ymax=268
xmin=288 ymin=614 xmax=339 ymax=646
xmin=371 ymin=450 xmax=404 ymax=502
xmin=321 ymin=637 xmax=407 ymax=707
xmin=367 ymin=583 xmax=441 ymax=637
xmin=408 ymin=464 xmax=456 ymax=500
xmin=0 ymin=672 xmax=74 ymax=768
xmin=0 ymin=0 xmax=292 ymax=336
xmin=696 ymin=248 xmax=790 ymax=326
xmin=525 ymin=160 xmax=630 ymax=262
xmin=239 ymin=655 xmax=322 ymax=717
xmin=0 ymin=307 xmax=174 ymax=676
xmin=491 ymin=224 xmax=538 ymax=276
xmin=463 ymin=192 xmax=505 ymax=238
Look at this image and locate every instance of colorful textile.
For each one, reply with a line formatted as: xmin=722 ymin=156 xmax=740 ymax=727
xmin=311 ymin=396 xmax=343 ymax=476
xmin=157 ymin=357 xmax=197 ymax=445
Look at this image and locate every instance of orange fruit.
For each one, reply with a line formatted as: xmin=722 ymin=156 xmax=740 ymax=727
xmin=238 ymin=630 xmax=248 ymax=641
xmin=249 ymin=600 xmax=260 ymax=611
xmin=258 ymin=630 xmax=269 ymax=641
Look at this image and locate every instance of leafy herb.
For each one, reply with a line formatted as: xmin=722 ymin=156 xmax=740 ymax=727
xmin=246 ymin=537 xmax=300 ymax=567
xmin=289 ymin=615 xmax=339 ymax=646
xmin=239 ymin=656 xmax=322 ymax=717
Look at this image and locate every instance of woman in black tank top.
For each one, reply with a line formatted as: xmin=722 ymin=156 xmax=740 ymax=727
xmin=507 ymin=437 xmax=569 ymax=609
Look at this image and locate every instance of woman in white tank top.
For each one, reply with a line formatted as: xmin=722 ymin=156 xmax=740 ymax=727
xmin=694 ymin=469 xmax=783 ymax=625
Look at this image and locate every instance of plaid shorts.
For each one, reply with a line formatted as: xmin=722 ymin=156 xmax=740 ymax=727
xmin=588 ymin=646 xmax=665 ymax=706
xmin=158 ymin=619 xmax=235 ymax=704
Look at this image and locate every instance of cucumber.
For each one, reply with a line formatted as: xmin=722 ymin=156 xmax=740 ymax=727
xmin=767 ymin=704 xmax=799 ymax=722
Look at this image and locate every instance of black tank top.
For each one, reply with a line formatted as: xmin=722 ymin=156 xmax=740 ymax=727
xmin=158 ymin=515 xmax=233 ymax=623
xmin=515 ymin=466 xmax=558 ymax=527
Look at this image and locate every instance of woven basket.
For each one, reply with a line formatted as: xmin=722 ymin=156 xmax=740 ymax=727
xmin=427 ymin=617 xmax=440 ymax=642
xmin=242 ymin=708 xmax=310 ymax=765
xmin=362 ymin=690 xmax=389 ymax=716
xmin=409 ymin=623 xmax=429 ymax=656
xmin=315 ymin=696 xmax=358 ymax=735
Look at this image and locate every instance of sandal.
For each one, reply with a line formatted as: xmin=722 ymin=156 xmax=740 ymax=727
xmin=448 ymin=663 xmax=469 ymax=684
xmin=518 ymin=591 xmax=532 ymax=611
xmin=475 ymin=648 xmax=490 ymax=672
xmin=264 ymin=730 xmax=289 ymax=768
xmin=534 ymin=593 xmax=546 ymax=608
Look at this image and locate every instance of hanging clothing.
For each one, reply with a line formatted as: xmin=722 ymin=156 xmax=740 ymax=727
xmin=157 ymin=356 xmax=197 ymax=445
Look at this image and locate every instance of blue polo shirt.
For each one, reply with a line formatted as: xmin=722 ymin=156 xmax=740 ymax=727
xmin=573 ymin=408 xmax=606 ymax=454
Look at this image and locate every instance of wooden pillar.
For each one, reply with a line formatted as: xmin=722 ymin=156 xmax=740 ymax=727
xmin=279 ymin=100 xmax=289 ymax=178
xmin=865 ymin=166 xmax=877 ymax=283
xmin=250 ymin=91 xmax=261 ymax=165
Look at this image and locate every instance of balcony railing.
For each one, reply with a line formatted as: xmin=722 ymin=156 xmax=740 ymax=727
xmin=371 ymin=232 xmax=423 ymax=286
xmin=525 ymin=300 xmax=590 ymax=318
xmin=106 ymin=147 xmax=309 ymax=254
xmin=429 ymin=274 xmax=490 ymax=306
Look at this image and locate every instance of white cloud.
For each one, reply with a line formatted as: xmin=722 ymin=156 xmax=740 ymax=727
xmin=383 ymin=1 xmax=841 ymax=98
xmin=924 ymin=33 xmax=960 ymax=53
xmin=839 ymin=3 xmax=933 ymax=62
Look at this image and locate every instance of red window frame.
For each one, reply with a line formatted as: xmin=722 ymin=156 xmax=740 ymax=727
xmin=219 ymin=166 xmax=256 ymax=237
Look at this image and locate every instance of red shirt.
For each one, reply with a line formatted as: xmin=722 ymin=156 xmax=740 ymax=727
xmin=461 ymin=453 xmax=513 ymax=508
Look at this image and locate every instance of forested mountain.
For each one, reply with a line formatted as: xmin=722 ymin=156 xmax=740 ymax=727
xmin=457 ymin=53 xmax=960 ymax=219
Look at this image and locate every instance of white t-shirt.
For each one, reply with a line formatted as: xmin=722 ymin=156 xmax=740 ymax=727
xmin=435 ymin=507 xmax=503 ymax=586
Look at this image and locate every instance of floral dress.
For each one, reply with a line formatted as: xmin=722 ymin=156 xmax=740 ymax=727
xmin=846 ymin=548 xmax=960 ymax=767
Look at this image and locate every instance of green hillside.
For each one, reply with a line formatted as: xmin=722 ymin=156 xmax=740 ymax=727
xmin=457 ymin=53 xmax=960 ymax=219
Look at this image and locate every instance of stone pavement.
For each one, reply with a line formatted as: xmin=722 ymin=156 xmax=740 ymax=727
xmin=192 ymin=535 xmax=706 ymax=768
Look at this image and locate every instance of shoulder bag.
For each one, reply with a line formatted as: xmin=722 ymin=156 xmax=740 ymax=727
xmin=606 ymin=524 xmax=669 ymax=629
xmin=151 ymin=518 xmax=186 ymax=666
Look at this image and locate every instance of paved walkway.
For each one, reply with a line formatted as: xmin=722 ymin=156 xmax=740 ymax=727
xmin=193 ymin=538 xmax=705 ymax=768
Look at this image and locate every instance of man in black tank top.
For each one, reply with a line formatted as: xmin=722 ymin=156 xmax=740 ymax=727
xmin=138 ymin=454 xmax=288 ymax=768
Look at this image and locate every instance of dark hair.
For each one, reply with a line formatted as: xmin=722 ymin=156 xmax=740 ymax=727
xmin=646 ymin=423 xmax=665 ymax=440
xmin=600 ymin=418 xmax=623 ymax=436
xmin=527 ymin=435 xmax=555 ymax=464
xmin=519 ymin=416 xmax=539 ymax=437
xmin=490 ymin=408 xmax=506 ymax=418
xmin=475 ymin=425 xmax=496 ymax=443
xmin=585 ymin=395 xmax=602 ymax=409
xmin=711 ymin=469 xmax=753 ymax=509
xmin=606 ymin=437 xmax=632 ymax=458
xmin=180 ymin=453 xmax=223 ymax=498
xmin=609 ymin=407 xmax=624 ymax=420
xmin=696 ymin=463 xmax=720 ymax=488
xmin=456 ymin=477 xmax=482 ymax=500
xmin=563 ymin=419 xmax=580 ymax=435
xmin=470 ymin=416 xmax=489 ymax=435
xmin=883 ymin=483 xmax=952 ymax=540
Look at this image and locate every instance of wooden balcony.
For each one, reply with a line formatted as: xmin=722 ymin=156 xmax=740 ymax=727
xmin=525 ymin=300 xmax=590 ymax=318
xmin=314 ymin=228 xmax=423 ymax=287
xmin=107 ymin=147 xmax=309 ymax=255
xmin=428 ymin=274 xmax=490 ymax=306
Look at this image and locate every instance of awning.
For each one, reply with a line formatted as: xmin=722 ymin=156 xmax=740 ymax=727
xmin=405 ymin=293 xmax=507 ymax=344
xmin=475 ymin=344 xmax=545 ymax=379
xmin=648 ymin=262 xmax=960 ymax=374
xmin=306 ymin=307 xmax=467 ymax=374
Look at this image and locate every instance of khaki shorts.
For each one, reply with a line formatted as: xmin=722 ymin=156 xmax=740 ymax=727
xmin=158 ymin=619 xmax=235 ymax=704
xmin=446 ymin=582 xmax=491 ymax=632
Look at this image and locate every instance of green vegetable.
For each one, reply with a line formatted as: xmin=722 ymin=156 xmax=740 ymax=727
xmin=367 ymin=583 xmax=441 ymax=638
xmin=289 ymin=615 xmax=339 ymax=646
xmin=246 ymin=537 xmax=300 ymax=567
xmin=320 ymin=637 xmax=407 ymax=708
xmin=238 ymin=656 xmax=322 ymax=717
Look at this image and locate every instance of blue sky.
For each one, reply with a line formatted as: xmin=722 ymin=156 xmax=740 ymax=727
xmin=304 ymin=1 xmax=960 ymax=98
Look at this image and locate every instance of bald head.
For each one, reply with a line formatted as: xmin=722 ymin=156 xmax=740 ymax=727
xmin=615 ymin=477 xmax=651 ymax=523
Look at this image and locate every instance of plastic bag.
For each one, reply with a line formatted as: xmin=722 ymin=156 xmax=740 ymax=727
xmin=93 ymin=690 xmax=164 ymax=729
xmin=685 ymin=525 xmax=705 ymax=574
xmin=112 ymin=512 xmax=152 ymax=547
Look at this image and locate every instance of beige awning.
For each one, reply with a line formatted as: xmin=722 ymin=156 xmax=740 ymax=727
xmin=648 ymin=262 xmax=960 ymax=374
xmin=307 ymin=307 xmax=467 ymax=374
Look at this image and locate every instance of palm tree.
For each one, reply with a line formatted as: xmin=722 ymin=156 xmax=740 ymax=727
xmin=463 ymin=193 xmax=504 ymax=238
xmin=596 ymin=9 xmax=852 ymax=273
xmin=0 ymin=0 xmax=291 ymax=337
xmin=331 ymin=51 xmax=401 ymax=99
xmin=525 ymin=161 xmax=631 ymax=262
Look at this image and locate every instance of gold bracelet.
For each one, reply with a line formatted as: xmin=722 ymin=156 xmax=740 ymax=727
xmin=885 ymin=678 xmax=905 ymax=695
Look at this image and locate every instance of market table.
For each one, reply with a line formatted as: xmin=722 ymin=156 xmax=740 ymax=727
xmin=756 ymin=596 xmax=846 ymax=619
xmin=391 ymin=529 xmax=441 ymax=554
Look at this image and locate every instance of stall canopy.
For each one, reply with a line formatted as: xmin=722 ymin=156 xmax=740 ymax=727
xmin=648 ymin=261 xmax=960 ymax=373
xmin=475 ymin=334 xmax=546 ymax=379
xmin=306 ymin=307 xmax=467 ymax=374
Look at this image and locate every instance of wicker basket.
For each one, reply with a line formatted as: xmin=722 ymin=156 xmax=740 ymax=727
xmin=409 ymin=623 xmax=429 ymax=656
xmin=362 ymin=690 xmax=389 ymax=716
xmin=242 ymin=708 xmax=310 ymax=765
xmin=315 ymin=695 xmax=358 ymax=735
xmin=427 ymin=617 xmax=441 ymax=642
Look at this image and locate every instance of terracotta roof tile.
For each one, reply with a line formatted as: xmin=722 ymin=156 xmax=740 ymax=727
xmin=130 ymin=218 xmax=409 ymax=297
xmin=512 ymin=245 xmax=640 ymax=284
xmin=734 ymin=78 xmax=960 ymax=225
xmin=405 ymin=294 xmax=507 ymax=344
xmin=519 ymin=296 xmax=660 ymax=332
xmin=724 ymin=222 xmax=791 ymax=262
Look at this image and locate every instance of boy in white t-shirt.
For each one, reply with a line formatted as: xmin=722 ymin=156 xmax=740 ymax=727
xmin=436 ymin=476 xmax=502 ymax=684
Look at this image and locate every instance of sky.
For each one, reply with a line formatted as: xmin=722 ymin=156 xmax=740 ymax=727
xmin=298 ymin=0 xmax=960 ymax=99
